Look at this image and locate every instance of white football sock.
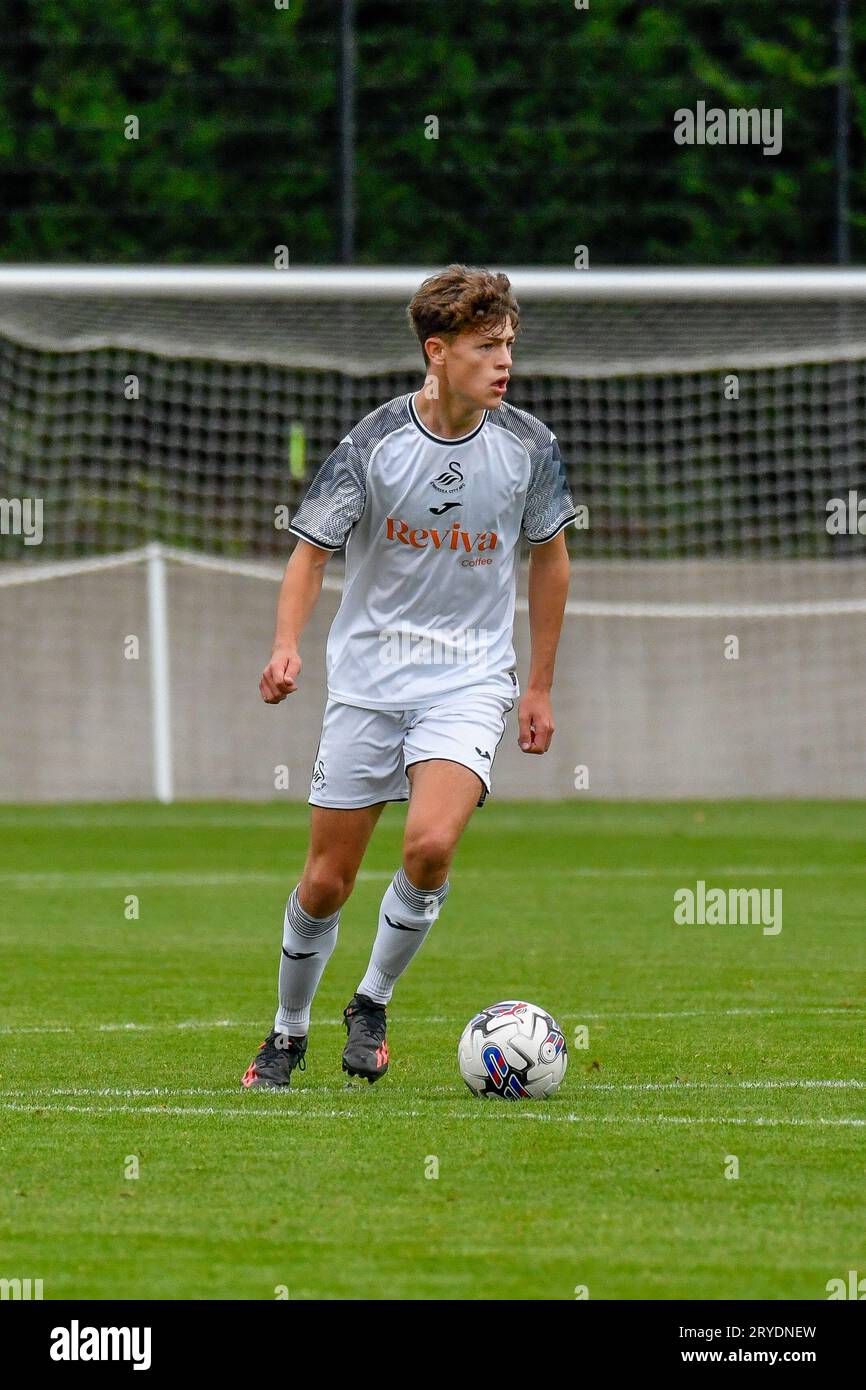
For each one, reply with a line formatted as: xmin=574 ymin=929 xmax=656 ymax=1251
xmin=274 ymin=885 xmax=340 ymax=1036
xmin=357 ymin=867 xmax=450 ymax=1004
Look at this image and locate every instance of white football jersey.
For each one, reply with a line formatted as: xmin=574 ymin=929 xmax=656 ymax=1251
xmin=289 ymin=391 xmax=576 ymax=709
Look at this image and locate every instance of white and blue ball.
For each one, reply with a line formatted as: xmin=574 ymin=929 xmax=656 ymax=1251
xmin=458 ymin=1000 xmax=567 ymax=1099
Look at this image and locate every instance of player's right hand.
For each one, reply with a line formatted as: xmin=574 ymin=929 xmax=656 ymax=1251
xmin=260 ymin=647 xmax=302 ymax=703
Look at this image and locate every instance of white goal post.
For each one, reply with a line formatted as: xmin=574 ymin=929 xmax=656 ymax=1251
xmin=1 ymin=266 xmax=865 ymax=802
xmin=5 ymin=263 xmax=866 ymax=295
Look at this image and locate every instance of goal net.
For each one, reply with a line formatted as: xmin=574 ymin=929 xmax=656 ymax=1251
xmin=1 ymin=267 xmax=864 ymax=800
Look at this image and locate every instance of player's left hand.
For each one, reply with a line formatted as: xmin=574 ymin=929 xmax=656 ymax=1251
xmin=518 ymin=689 xmax=554 ymax=754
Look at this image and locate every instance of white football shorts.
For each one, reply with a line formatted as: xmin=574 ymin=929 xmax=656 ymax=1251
xmin=307 ymin=681 xmax=517 ymax=810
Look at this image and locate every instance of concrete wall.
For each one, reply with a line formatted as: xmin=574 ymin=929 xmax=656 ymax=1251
xmin=1 ymin=559 xmax=864 ymax=800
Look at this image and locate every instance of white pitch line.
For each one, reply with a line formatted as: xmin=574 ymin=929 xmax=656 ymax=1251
xmin=1 ymin=1087 xmax=222 ymax=1097
xmin=0 ymin=1017 xmax=454 ymax=1035
xmin=578 ymin=1007 xmax=866 ymax=1019
xmin=1 ymin=1101 xmax=863 ymax=1126
xmin=0 ymin=813 xmax=611 ymax=830
xmin=1 ymin=1079 xmax=862 ymax=1099
xmin=0 ymin=1083 xmax=469 ymax=1098
xmin=0 ymin=816 xmax=317 ymax=831
xmin=583 ymin=1078 xmax=865 ymax=1091
xmin=1 ymin=1006 xmax=863 ymax=1037
xmin=0 ymin=1101 xmax=367 ymax=1119
xmin=1 ymin=865 xmax=865 ymax=888
xmin=0 ymin=870 xmax=393 ymax=889
xmin=1 ymin=812 xmax=864 ymax=839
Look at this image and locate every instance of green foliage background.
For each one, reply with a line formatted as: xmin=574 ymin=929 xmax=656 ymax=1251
xmin=0 ymin=0 xmax=861 ymax=264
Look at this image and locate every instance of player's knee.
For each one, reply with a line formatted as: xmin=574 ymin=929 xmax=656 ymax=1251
xmin=403 ymin=830 xmax=453 ymax=881
xmin=301 ymin=862 xmax=355 ymax=915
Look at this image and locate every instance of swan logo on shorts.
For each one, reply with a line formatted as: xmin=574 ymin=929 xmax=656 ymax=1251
xmin=311 ymin=759 xmax=326 ymax=789
xmin=431 ymin=461 xmax=465 ymax=494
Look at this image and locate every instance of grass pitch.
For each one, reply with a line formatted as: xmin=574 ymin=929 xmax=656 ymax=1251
xmin=0 ymin=800 xmax=863 ymax=1301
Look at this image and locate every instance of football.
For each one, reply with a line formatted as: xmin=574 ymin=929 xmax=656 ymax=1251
xmin=457 ymin=1000 xmax=567 ymax=1099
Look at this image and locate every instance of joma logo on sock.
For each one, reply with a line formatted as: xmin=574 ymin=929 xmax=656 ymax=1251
xmin=385 ymin=517 xmax=498 ymax=551
xmin=673 ymin=880 xmax=782 ymax=936
xmin=50 ymin=1320 xmax=152 ymax=1370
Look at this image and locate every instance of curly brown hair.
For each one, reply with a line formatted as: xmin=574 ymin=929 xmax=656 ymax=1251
xmin=406 ymin=263 xmax=520 ymax=367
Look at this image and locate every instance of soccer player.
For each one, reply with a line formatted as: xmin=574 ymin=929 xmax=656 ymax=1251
xmin=241 ymin=264 xmax=575 ymax=1089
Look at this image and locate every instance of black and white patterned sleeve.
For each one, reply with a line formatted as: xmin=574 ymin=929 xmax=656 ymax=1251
xmin=522 ymin=432 xmax=576 ymax=544
xmin=289 ymin=436 xmax=367 ymax=551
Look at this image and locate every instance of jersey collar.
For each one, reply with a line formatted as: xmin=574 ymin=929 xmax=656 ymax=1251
xmin=408 ymin=391 xmax=488 ymax=444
